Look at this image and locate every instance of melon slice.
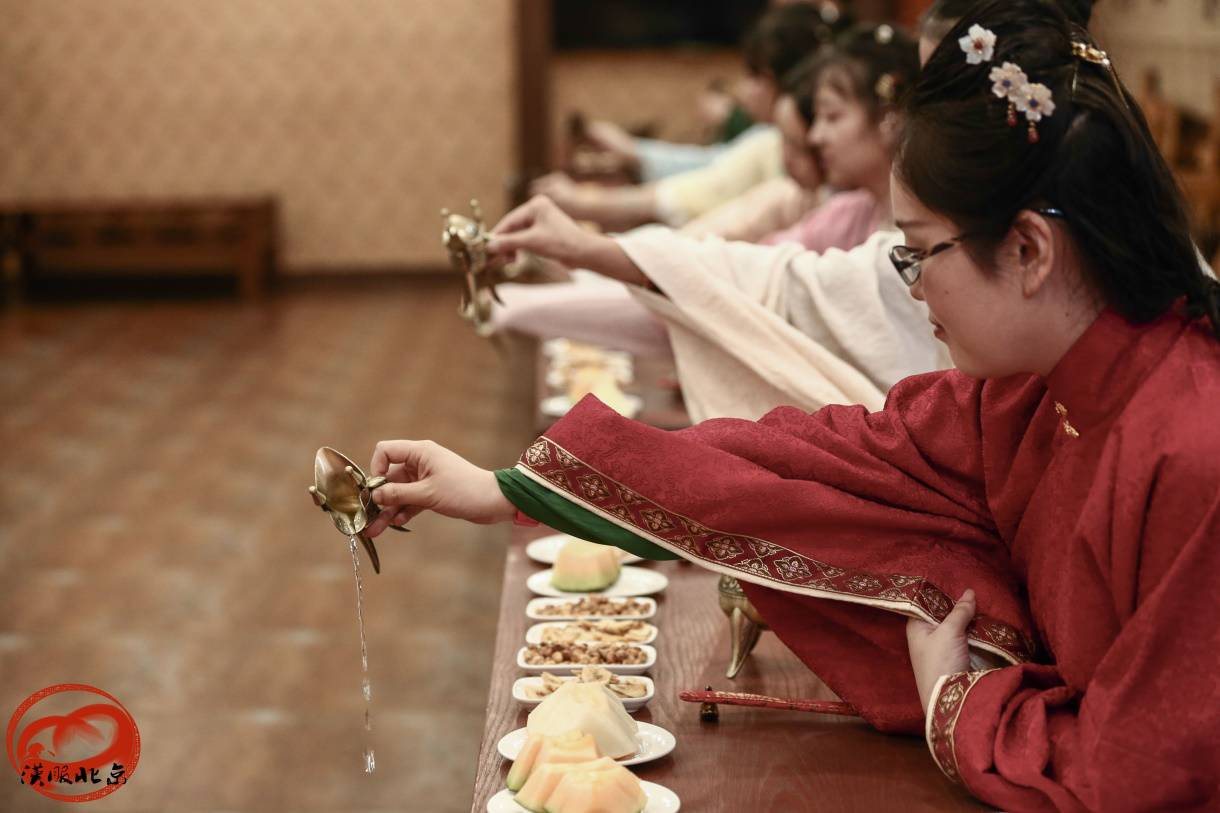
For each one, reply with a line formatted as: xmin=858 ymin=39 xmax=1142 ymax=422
xmin=527 ymin=681 xmax=638 ymax=760
xmin=552 ymin=540 xmax=622 ymax=592
xmin=506 ymin=730 xmax=601 ymax=792
xmin=514 ymin=757 xmax=617 ymax=813
xmin=544 ymin=760 xmax=647 ymax=813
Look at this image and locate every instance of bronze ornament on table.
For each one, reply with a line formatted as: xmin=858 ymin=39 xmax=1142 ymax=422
xmin=308 ymin=446 xmax=409 ymax=574
xmin=717 ymin=574 xmax=770 ymax=679
xmin=441 ymin=199 xmax=503 ymax=335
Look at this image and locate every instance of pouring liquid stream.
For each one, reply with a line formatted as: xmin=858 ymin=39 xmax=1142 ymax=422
xmin=349 ymin=535 xmax=375 ymax=773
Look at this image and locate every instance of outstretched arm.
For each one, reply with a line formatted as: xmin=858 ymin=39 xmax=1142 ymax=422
xmin=363 ymin=440 xmax=516 ymax=534
xmin=487 ymin=195 xmax=652 ymax=288
xmin=529 ymin=173 xmax=659 ymax=233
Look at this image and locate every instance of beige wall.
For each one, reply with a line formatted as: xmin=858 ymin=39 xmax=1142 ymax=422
xmin=1094 ymin=0 xmax=1220 ymax=118
xmin=0 ymin=0 xmax=516 ymax=272
xmin=550 ymin=48 xmax=744 ymax=167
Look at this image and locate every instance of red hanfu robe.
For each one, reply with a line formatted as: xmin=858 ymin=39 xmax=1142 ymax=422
xmin=509 ymin=307 xmax=1220 ymax=811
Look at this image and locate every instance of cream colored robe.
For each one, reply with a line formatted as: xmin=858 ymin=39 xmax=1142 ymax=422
xmin=617 ymin=227 xmax=953 ymax=421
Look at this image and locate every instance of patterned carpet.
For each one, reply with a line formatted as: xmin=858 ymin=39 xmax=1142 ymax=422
xmin=0 ymin=278 xmax=536 ymax=811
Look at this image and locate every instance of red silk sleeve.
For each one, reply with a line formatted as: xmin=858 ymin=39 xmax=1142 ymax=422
xmin=526 ymin=370 xmax=1042 ymax=732
xmin=928 ymin=493 xmax=1220 ymax=812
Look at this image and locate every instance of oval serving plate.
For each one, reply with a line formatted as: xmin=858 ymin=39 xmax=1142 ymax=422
xmin=527 ymin=566 xmax=668 ymax=598
xmin=516 ymin=644 xmax=656 ymax=676
xmin=496 ymin=721 xmax=675 ymax=767
xmin=487 ymin=780 xmax=679 ymax=813
xmin=526 ymin=533 xmax=644 ymax=566
xmin=525 ymin=620 xmax=658 ymax=646
xmin=512 ymin=674 xmax=655 ymax=712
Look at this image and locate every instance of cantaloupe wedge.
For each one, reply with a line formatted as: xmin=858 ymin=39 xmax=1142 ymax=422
xmin=527 ymin=682 xmax=638 ymax=760
xmin=514 ymin=757 xmax=618 ymax=813
xmin=552 ymin=540 xmax=622 ymax=592
xmin=506 ymin=731 xmax=600 ymax=792
xmin=543 ymin=760 xmax=647 ymax=813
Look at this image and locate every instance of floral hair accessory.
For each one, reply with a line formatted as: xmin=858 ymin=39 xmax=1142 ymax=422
xmin=1015 ymin=82 xmax=1055 ymax=142
xmin=989 ymin=62 xmax=1027 ymax=127
xmin=959 ymin=24 xmax=996 ymax=64
xmin=818 ymin=1 xmax=842 ymax=25
xmin=989 ymin=62 xmax=1027 ymax=100
xmin=962 ymin=26 xmax=1053 ymax=143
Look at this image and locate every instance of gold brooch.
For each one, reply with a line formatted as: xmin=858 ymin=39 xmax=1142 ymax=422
xmin=1054 ymin=402 xmax=1080 ymax=438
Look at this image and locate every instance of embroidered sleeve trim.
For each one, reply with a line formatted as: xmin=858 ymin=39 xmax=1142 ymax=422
xmin=925 ymin=669 xmax=998 ymax=786
xmin=518 ymin=436 xmax=1035 ymax=665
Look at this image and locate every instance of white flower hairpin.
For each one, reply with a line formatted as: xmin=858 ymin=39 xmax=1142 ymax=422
xmin=959 ymin=24 xmax=996 ymax=64
xmin=1014 ymin=83 xmax=1055 ymax=141
xmin=962 ymin=26 xmax=1053 ymax=143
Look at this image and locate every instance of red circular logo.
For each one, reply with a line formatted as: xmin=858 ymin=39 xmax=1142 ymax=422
xmin=6 ymin=684 xmax=140 ymax=802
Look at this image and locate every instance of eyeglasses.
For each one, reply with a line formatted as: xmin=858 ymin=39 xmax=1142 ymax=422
xmin=888 ymin=207 xmax=1066 ymax=287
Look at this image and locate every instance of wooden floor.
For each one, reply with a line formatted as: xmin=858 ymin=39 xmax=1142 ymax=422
xmin=0 ymin=279 xmax=537 ymax=812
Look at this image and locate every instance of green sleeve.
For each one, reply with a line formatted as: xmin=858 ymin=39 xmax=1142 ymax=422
xmin=495 ymin=468 xmax=680 ymax=561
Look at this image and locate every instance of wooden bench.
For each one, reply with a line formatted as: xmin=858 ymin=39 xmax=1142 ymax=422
xmin=0 ymin=197 xmax=277 ymax=299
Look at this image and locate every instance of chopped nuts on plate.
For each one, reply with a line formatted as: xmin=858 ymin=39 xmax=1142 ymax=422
xmin=527 ymin=619 xmax=657 ymax=646
xmin=526 ymin=596 xmax=656 ymax=620
xmin=516 ymin=643 xmax=656 ymax=675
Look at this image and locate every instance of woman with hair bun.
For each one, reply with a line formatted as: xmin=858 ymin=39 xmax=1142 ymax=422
xmin=364 ymin=2 xmax=1220 ymax=809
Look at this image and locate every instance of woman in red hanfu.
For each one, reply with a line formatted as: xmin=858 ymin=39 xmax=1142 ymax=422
xmin=362 ymin=2 xmax=1220 ymax=809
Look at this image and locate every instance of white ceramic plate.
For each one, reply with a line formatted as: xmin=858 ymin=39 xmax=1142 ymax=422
xmin=487 ymin=781 xmax=679 ymax=813
xmin=512 ymin=675 xmax=655 ymax=712
xmin=526 ymin=533 xmax=644 ymax=566
xmin=526 ymin=596 xmax=657 ymax=621
xmin=516 ymin=644 xmax=656 ymax=676
xmin=526 ymin=620 xmax=658 ymax=646
xmin=496 ymin=721 xmax=676 ymax=767
xmin=527 ymin=566 xmax=668 ymax=598
xmin=540 ymin=393 xmax=643 ymax=419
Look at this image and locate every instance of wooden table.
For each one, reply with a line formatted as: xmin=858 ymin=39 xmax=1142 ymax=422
xmin=470 ymin=525 xmax=989 ymax=812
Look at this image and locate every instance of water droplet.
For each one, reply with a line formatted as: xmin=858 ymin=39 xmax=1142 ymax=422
xmin=349 ymin=536 xmax=376 ymax=772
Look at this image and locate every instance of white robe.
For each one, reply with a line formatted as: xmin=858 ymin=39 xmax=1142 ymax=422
xmin=616 ymin=227 xmax=952 ymax=421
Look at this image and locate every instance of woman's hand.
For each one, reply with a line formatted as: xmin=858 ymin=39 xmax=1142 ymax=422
xmin=906 ymin=588 xmax=976 ymax=714
xmin=488 ymin=196 xmax=650 ymax=286
xmin=363 ymin=440 xmax=516 ymax=536
xmin=488 ymin=194 xmax=610 ymax=270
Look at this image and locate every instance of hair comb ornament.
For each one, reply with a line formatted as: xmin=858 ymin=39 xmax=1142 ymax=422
xmin=1071 ymin=41 xmax=1110 ymax=68
xmin=1071 ymin=40 xmax=1129 ymax=108
xmin=961 ymin=25 xmax=1054 ymax=143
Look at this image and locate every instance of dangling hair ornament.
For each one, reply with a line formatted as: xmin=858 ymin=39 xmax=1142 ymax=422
xmin=961 ymin=25 xmax=1054 ymax=144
